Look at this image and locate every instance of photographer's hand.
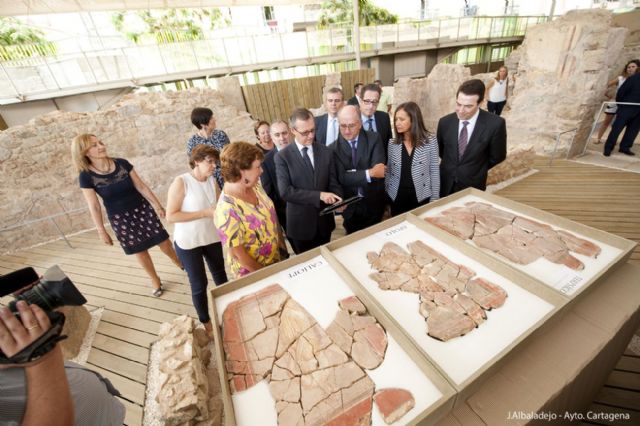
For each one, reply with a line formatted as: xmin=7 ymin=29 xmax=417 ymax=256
xmin=0 ymin=301 xmax=50 ymax=360
xmin=0 ymin=301 xmax=74 ymax=425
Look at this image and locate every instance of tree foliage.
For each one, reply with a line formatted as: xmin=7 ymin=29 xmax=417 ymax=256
xmin=112 ymin=8 xmax=229 ymax=44
xmin=318 ymin=0 xmax=399 ymax=28
xmin=0 ymin=17 xmax=56 ymax=60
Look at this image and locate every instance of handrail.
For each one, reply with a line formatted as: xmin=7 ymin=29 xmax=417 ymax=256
xmin=0 ymin=206 xmax=89 ymax=249
xmin=549 ymin=128 xmax=578 ymax=166
xmin=580 ymin=101 xmax=640 ymax=157
xmin=0 ymin=14 xmax=546 ymax=104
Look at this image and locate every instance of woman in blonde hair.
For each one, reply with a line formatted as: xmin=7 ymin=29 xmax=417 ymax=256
xmin=71 ymin=134 xmax=181 ymax=297
xmin=214 ymin=142 xmax=284 ymax=279
xmin=485 ymin=66 xmax=509 ymax=116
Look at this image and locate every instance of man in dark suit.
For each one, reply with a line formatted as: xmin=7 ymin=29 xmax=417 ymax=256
xmin=261 ymin=120 xmax=291 ymax=231
xmin=314 ymin=87 xmax=344 ymax=146
xmin=347 ymin=83 xmax=363 ymax=106
xmin=332 ymin=105 xmax=387 ymax=234
xmin=275 ymin=108 xmax=343 ymax=254
xmin=604 ymin=71 xmax=640 ymax=156
xmin=359 ymin=83 xmax=393 ymax=159
xmin=437 ymin=79 xmax=507 ymax=197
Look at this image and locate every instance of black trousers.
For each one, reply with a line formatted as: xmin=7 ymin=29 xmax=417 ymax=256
xmin=288 ymin=232 xmax=332 ymax=255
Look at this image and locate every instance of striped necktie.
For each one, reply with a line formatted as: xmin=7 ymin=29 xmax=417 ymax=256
xmin=458 ymin=121 xmax=469 ymax=159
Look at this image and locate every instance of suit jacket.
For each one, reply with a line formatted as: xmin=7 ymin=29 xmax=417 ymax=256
xmin=616 ymin=72 xmax=640 ymax=117
xmin=386 ymin=135 xmax=440 ymax=203
xmin=331 ymin=130 xmax=386 ymax=220
xmin=314 ymin=113 xmax=339 ymax=146
xmin=437 ymin=109 xmax=507 ymax=197
xmin=363 ymin=111 xmax=393 ymax=160
xmin=260 ymin=149 xmax=286 ymax=225
xmin=347 ymin=96 xmax=359 ymax=106
xmin=275 ymin=142 xmax=343 ymax=240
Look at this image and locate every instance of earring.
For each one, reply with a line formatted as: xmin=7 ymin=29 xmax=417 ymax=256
xmin=244 ymin=178 xmax=249 ymax=184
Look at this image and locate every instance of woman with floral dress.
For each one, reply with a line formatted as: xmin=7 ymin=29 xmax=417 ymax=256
xmin=214 ymin=142 xmax=284 ymax=279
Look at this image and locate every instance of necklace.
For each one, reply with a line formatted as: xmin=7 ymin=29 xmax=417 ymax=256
xmin=91 ymin=159 xmax=112 ymax=174
xmin=191 ymin=173 xmax=215 ymax=205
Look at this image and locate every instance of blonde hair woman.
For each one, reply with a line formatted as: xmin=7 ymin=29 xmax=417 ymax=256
xmin=71 ymin=134 xmax=181 ymax=296
xmin=485 ymin=66 xmax=509 ymax=116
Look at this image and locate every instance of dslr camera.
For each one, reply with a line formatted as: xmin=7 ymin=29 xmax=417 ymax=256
xmin=0 ymin=265 xmax=87 ymax=364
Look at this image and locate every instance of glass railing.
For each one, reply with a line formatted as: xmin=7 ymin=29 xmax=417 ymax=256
xmin=0 ymin=15 xmax=547 ymax=103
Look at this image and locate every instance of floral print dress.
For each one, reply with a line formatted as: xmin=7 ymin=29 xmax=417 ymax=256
xmin=214 ymin=184 xmax=282 ymax=279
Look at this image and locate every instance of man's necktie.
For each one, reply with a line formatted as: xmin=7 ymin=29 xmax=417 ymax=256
xmin=350 ymin=140 xmax=358 ymax=168
xmin=328 ymin=118 xmax=337 ymax=145
xmin=366 ymin=118 xmax=374 ymax=131
xmin=458 ymin=120 xmax=469 ymax=159
xmin=302 ymin=146 xmax=314 ymax=171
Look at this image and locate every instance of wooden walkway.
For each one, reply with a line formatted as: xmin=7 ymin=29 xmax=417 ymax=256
xmin=0 ymin=157 xmax=638 ymax=425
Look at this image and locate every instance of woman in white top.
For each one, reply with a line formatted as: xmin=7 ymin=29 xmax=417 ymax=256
xmin=595 ymin=59 xmax=640 ymax=144
xmin=166 ymin=144 xmax=228 ymax=335
xmin=485 ymin=66 xmax=509 ymax=116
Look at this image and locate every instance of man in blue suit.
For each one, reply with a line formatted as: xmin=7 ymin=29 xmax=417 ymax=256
xmin=275 ymin=108 xmax=343 ymax=254
xmin=604 ymin=71 xmax=640 ymax=156
xmin=331 ymin=105 xmax=386 ymax=234
xmin=359 ymin=83 xmax=393 ymax=160
xmin=260 ymin=120 xmax=291 ymax=231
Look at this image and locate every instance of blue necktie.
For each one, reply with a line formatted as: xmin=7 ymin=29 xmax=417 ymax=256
xmin=350 ymin=140 xmax=358 ymax=168
xmin=366 ymin=118 xmax=373 ymax=131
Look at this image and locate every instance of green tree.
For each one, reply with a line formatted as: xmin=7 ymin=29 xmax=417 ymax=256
xmin=318 ymin=0 xmax=399 ymax=28
xmin=112 ymin=8 xmax=229 ymax=44
xmin=0 ymin=17 xmax=56 ymax=60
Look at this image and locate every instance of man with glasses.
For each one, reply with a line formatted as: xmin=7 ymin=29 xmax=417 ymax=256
xmin=359 ymin=83 xmax=393 ymax=160
xmin=261 ymin=120 xmax=292 ymax=234
xmin=315 ymin=87 xmax=344 ymax=146
xmin=331 ymin=105 xmax=386 ymax=234
xmin=275 ymin=108 xmax=343 ymax=254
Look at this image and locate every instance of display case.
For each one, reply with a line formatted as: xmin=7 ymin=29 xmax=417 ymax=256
xmin=210 ymin=248 xmax=456 ymax=426
xmin=326 ymin=215 xmax=565 ymax=400
xmin=414 ymin=188 xmax=636 ymax=299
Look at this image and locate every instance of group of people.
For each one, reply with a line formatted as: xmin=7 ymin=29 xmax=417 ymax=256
xmin=600 ymin=59 xmax=640 ymax=157
xmin=68 ymin=77 xmax=507 ymax=340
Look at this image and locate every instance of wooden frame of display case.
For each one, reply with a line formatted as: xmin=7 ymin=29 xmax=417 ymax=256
xmin=210 ymin=247 xmax=457 ymax=426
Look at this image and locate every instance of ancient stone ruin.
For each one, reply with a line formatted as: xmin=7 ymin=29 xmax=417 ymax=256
xmin=368 ymin=241 xmax=507 ymax=341
xmin=426 ymin=201 xmax=602 ymax=270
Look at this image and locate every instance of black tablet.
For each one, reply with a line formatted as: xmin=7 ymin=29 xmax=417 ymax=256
xmin=320 ymin=195 xmax=364 ymax=216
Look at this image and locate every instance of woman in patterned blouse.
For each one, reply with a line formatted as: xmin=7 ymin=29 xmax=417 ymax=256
xmin=186 ymin=107 xmax=230 ymax=189
xmin=214 ymin=142 xmax=284 ymax=279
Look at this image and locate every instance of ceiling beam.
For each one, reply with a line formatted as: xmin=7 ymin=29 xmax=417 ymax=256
xmin=1 ymin=1 xmax=319 ymax=16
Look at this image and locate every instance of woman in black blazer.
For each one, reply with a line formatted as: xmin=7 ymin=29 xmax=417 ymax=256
xmin=385 ymin=102 xmax=440 ymax=216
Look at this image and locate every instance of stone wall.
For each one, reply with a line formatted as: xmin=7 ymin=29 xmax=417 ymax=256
xmin=0 ymin=84 xmax=255 ymax=254
xmin=503 ymin=9 xmax=627 ymax=157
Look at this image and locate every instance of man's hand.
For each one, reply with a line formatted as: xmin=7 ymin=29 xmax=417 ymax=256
xmin=0 ymin=301 xmax=51 ymax=364
xmin=368 ymin=163 xmax=386 ymax=179
xmin=320 ymin=192 xmax=342 ymax=204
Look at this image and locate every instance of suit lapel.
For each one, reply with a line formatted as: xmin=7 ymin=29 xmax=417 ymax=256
xmin=291 ymin=144 xmax=314 ymax=183
xmin=356 ymin=130 xmax=367 ymax=167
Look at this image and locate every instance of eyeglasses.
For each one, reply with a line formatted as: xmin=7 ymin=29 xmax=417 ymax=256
xmin=339 ymin=123 xmax=359 ymax=130
xmin=293 ymin=127 xmax=315 ymax=137
xmin=362 ymin=99 xmax=379 ymax=106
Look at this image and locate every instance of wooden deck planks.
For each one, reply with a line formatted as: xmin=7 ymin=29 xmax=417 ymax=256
xmin=1 ymin=157 xmax=639 ymax=425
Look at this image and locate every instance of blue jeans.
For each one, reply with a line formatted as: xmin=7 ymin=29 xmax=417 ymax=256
xmin=174 ymin=241 xmax=227 ymax=323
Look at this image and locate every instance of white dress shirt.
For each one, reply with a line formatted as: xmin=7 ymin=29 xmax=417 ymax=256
xmin=458 ymin=108 xmax=480 ymax=141
xmin=295 ymin=140 xmax=314 ymax=167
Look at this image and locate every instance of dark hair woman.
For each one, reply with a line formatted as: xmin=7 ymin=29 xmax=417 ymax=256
xmin=166 ymin=144 xmax=228 ymax=335
xmin=187 ymin=107 xmax=230 ymax=188
xmin=385 ymin=102 xmax=440 ymax=216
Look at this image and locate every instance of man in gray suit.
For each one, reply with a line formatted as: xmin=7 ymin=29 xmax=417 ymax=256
xmin=314 ymin=87 xmax=344 ymax=146
xmin=437 ymin=79 xmax=507 ymax=197
xmin=275 ymin=108 xmax=343 ymax=254
xmin=331 ymin=105 xmax=386 ymax=234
